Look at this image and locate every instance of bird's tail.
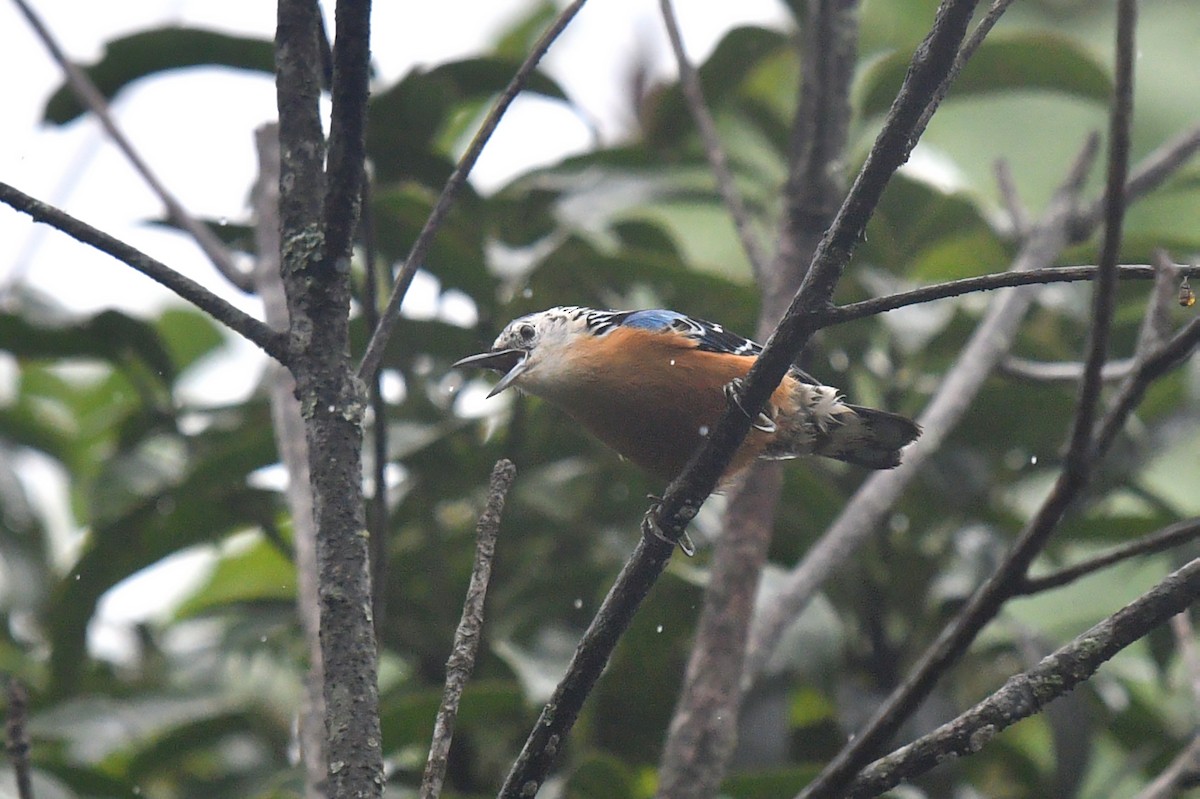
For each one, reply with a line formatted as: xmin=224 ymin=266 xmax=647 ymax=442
xmin=811 ymin=405 xmax=922 ymax=469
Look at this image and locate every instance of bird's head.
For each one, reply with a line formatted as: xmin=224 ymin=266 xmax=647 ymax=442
xmin=452 ymin=306 xmax=592 ymax=397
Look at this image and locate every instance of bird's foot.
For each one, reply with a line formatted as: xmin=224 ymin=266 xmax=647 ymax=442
xmin=724 ymin=377 xmax=776 ymax=433
xmin=642 ymin=496 xmax=695 ymax=557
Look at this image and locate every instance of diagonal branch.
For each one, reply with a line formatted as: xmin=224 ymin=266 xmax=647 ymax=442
xmin=844 ymin=558 xmax=1200 ymax=798
xmin=656 ymin=1 xmax=861 ymax=796
xmin=357 ymin=0 xmax=588 ymax=381
xmin=1016 ymin=518 xmax=1200 ymax=595
xmin=12 ymin=0 xmax=250 ymax=291
xmin=421 ymin=460 xmax=514 ymax=799
xmin=0 ymin=181 xmax=288 ymax=363
xmin=498 ymin=2 xmax=982 ymax=795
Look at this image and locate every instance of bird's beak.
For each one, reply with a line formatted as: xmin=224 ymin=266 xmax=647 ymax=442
xmin=452 ymin=349 xmax=528 ymax=398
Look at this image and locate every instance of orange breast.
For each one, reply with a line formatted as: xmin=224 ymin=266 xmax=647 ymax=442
xmin=554 ymin=328 xmax=792 ymax=483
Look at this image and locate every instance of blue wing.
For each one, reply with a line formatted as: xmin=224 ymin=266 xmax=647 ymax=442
xmin=613 ymin=309 xmax=758 ymax=355
xmin=607 ymin=309 xmax=819 ymax=385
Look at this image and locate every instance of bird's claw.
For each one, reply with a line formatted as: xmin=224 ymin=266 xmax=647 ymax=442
xmin=724 ymin=378 xmax=776 ymax=433
xmin=642 ymin=497 xmax=695 ymax=557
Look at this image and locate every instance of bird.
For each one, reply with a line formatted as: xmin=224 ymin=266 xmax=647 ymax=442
xmin=453 ymin=306 xmax=921 ymax=489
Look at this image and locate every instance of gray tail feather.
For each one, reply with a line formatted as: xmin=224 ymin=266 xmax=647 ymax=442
xmin=813 ymin=405 xmax=922 ymax=470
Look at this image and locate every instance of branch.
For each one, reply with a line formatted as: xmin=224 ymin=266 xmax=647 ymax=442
xmin=357 ymin=0 xmax=588 ymax=381
xmin=5 ymin=679 xmax=33 ymax=799
xmin=656 ymin=1 xmax=861 ymax=796
xmin=912 ymin=0 xmax=1017 ymax=135
xmin=1016 ymin=518 xmax=1200 ymax=595
xmin=1071 ymin=124 xmax=1200 ymax=240
xmin=499 ymin=2 xmax=983 ymax=795
xmin=746 ymin=134 xmax=1101 ymax=689
xmin=274 ymin=1 xmax=382 ymax=797
xmin=843 ymin=558 xmax=1200 ymax=798
xmin=999 ymin=355 xmax=1135 ymax=383
xmin=792 ymin=6 xmax=1145 ymax=792
xmin=12 ymin=0 xmax=250 ymax=291
xmin=321 ymin=0 xmax=372 ymax=268
xmin=823 ymin=262 xmax=1200 ymax=326
xmin=658 ymin=0 xmax=770 ymax=280
xmin=253 ymin=123 xmax=326 ymax=799
xmin=0 ymin=181 xmax=288 ymax=363
xmin=1063 ymin=0 xmax=1135 ymax=471
xmin=421 ymin=460 xmax=513 ymax=799
xmin=1133 ymin=734 xmax=1200 ymax=799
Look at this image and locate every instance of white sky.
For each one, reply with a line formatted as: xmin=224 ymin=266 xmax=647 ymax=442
xmin=0 ymin=0 xmax=789 ymax=654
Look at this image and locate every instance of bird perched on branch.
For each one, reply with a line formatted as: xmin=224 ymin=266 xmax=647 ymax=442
xmin=453 ymin=306 xmax=921 ymax=489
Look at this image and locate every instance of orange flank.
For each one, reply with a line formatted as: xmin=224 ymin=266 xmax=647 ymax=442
xmin=547 ymin=326 xmax=791 ymax=482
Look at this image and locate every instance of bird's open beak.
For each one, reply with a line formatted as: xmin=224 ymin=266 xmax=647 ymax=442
xmin=452 ymin=349 xmax=528 ymax=398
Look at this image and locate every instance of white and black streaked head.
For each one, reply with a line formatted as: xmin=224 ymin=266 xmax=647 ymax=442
xmin=453 ymin=306 xmax=602 ymax=398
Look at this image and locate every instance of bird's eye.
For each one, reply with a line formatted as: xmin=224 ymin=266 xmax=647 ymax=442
xmin=517 ymin=323 xmax=536 ymax=343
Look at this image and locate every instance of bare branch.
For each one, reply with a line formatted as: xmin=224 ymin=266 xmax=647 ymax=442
xmin=1016 ymin=518 xmax=1200 ymax=595
xmin=421 ymin=460 xmax=514 ymax=799
xmin=999 ymin=355 xmax=1136 ymax=383
xmin=358 ymin=0 xmax=588 ymax=381
xmin=746 ymin=134 xmax=1101 ymax=691
xmin=912 ymin=0 xmax=1017 ymax=135
xmin=658 ymin=0 xmax=770 ymax=280
xmin=12 ymin=0 xmax=251 ymax=291
xmin=1133 ymin=734 xmax=1200 ymax=799
xmin=0 ymin=181 xmax=288 ymax=363
xmin=1072 ymin=125 xmax=1200 ymax=240
xmin=824 ymin=262 xmax=1200 ymax=326
xmin=1062 ymin=0 xmax=1135 ymax=471
xmin=844 ymin=558 xmax=1200 ymax=798
xmin=994 ymin=157 xmax=1029 ymax=238
xmin=5 ymin=679 xmax=33 ymax=799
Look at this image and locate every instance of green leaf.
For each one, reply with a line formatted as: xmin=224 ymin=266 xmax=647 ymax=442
xmin=367 ymin=57 xmax=566 ymax=185
xmin=857 ymin=32 xmax=1112 ymax=119
xmin=155 ymin=307 xmax=227 ymax=376
xmin=643 ymin=26 xmax=790 ymax=148
xmin=0 ymin=308 xmax=178 ymax=385
xmin=44 ymin=28 xmax=275 ymax=125
xmin=174 ymin=536 xmax=295 ymax=619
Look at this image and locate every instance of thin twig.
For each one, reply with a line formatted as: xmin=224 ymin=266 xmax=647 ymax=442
xmin=1071 ymin=125 xmax=1200 ymax=240
xmin=5 ymin=679 xmax=33 ymax=799
xmin=358 ymin=0 xmax=588 ymax=381
xmin=12 ymin=0 xmax=250 ymax=291
xmin=1063 ymin=0 xmax=1135 ymax=470
xmin=999 ymin=355 xmax=1136 ymax=383
xmin=844 ymin=558 xmax=1200 ymax=798
xmin=912 ymin=0 xmax=1018 ymax=136
xmin=1016 ymin=518 xmax=1200 ymax=595
xmin=421 ymin=460 xmax=514 ymax=799
xmin=1133 ymin=734 xmax=1200 ymax=799
xmin=0 ymin=181 xmax=288 ymax=363
xmin=994 ymin=157 xmax=1029 ymax=238
xmin=658 ymin=0 xmax=770 ymax=279
xmin=359 ymin=176 xmax=391 ymax=638
xmin=823 ymin=262 xmax=1200 ymax=326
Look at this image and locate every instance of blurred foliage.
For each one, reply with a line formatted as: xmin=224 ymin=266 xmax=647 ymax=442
xmin=7 ymin=2 xmax=1200 ymax=798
